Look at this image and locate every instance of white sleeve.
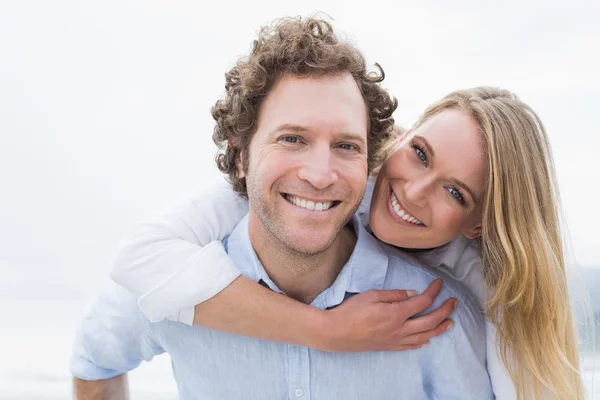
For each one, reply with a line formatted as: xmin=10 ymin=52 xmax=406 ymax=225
xmin=485 ymin=318 xmax=518 ymax=399
xmin=109 ymin=180 xmax=249 ymax=326
xmin=432 ymin=240 xmax=517 ymax=398
xmin=452 ymin=249 xmax=517 ymax=398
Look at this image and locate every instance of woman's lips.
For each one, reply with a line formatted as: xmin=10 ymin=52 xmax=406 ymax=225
xmin=387 ymin=186 xmax=426 ymax=228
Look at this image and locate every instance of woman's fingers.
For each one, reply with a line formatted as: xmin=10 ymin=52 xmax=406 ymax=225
xmin=395 ymin=279 xmax=445 ymax=319
xmin=388 ymin=343 xmax=427 ymax=351
xmin=401 ymin=297 xmax=458 ymax=333
xmin=372 ymin=289 xmax=418 ymax=303
xmin=321 ymin=278 xmax=454 ymax=352
xmin=395 ymin=319 xmax=454 ymax=346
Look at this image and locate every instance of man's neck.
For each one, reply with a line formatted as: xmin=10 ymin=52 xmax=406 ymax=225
xmin=248 ymin=218 xmax=357 ymax=305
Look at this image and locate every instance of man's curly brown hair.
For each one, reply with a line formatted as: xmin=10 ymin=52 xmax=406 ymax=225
xmin=212 ymin=16 xmax=398 ymax=197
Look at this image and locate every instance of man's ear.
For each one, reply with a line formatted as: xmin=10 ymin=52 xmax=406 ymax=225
xmin=228 ymin=138 xmax=246 ymax=179
xmin=235 ymin=150 xmax=246 ymax=179
xmin=462 ymin=224 xmax=482 ymax=240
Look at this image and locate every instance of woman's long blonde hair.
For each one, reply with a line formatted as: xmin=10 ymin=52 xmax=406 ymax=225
xmin=396 ymin=87 xmax=583 ymax=399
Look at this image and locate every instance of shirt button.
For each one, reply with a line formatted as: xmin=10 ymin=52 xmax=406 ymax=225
xmin=294 ymin=388 xmax=304 ymax=397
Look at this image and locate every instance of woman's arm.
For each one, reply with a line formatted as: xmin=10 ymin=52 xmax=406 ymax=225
xmin=194 ymin=276 xmax=456 ymax=352
xmin=110 ymin=181 xmax=248 ymax=324
xmin=110 ymin=180 xmax=454 ymax=351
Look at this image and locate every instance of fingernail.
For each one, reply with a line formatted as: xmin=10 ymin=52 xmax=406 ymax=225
xmin=406 ymin=290 xmax=418 ymax=298
xmin=420 ymin=341 xmax=429 ymax=348
xmin=446 ymin=321 xmax=454 ymax=331
xmin=453 ymin=299 xmax=459 ymax=310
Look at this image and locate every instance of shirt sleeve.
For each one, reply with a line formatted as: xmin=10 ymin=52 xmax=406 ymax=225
xmin=70 ymin=282 xmax=164 ymax=381
xmin=109 ymin=181 xmax=249 ymax=325
xmin=485 ymin=318 xmax=518 ymax=399
xmin=427 ymin=297 xmax=494 ymax=399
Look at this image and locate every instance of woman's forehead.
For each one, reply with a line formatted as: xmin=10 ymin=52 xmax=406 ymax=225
xmin=413 ymin=109 xmax=487 ymax=191
xmin=415 ymin=110 xmax=474 ymax=139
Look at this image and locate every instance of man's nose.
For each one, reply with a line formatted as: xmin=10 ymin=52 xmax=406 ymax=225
xmin=297 ymin=147 xmax=338 ymax=189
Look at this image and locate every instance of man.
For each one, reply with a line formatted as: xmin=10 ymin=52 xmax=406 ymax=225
xmin=71 ymin=17 xmax=492 ymax=399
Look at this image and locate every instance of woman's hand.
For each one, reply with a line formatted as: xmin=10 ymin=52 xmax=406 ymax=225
xmin=192 ymin=276 xmax=454 ymax=353
xmin=317 ymin=279 xmax=456 ymax=352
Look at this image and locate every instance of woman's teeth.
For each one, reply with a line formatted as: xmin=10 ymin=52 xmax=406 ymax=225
xmin=285 ymin=194 xmax=333 ymax=211
xmin=390 ymin=191 xmax=424 ymax=225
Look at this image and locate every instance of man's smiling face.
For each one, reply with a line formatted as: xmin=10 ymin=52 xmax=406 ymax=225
xmin=240 ymin=73 xmax=369 ymax=255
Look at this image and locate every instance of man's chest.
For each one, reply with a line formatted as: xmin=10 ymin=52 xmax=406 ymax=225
xmin=153 ymin=322 xmax=433 ymax=400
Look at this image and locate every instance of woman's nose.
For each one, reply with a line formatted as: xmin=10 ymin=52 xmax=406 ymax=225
xmin=403 ymin=176 xmax=432 ymax=208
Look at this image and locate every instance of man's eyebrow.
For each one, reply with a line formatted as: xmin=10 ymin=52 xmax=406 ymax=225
xmin=414 ymin=135 xmax=479 ymax=203
xmin=337 ymin=132 xmax=367 ymax=147
xmin=269 ymin=124 xmax=310 ymax=136
xmin=269 ymin=124 xmax=367 ymax=147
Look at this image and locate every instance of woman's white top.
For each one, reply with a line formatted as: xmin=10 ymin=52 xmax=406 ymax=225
xmin=110 ymin=178 xmax=517 ymax=399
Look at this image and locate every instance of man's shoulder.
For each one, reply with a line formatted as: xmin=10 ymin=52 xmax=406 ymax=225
xmin=380 ymin=243 xmax=483 ymax=317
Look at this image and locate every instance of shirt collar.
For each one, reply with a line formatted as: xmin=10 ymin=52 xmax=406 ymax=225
xmin=413 ymin=234 xmax=473 ymax=270
xmin=224 ymin=214 xmax=389 ymax=310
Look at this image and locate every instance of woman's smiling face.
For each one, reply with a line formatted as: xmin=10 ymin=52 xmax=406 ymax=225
xmin=369 ymin=109 xmax=488 ymax=249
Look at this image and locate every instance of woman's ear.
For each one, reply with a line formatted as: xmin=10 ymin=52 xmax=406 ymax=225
xmin=462 ymin=224 xmax=482 ymax=240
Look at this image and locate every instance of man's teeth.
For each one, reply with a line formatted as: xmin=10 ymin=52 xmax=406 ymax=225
xmin=390 ymin=191 xmax=424 ymax=225
xmin=285 ymin=194 xmax=333 ymax=211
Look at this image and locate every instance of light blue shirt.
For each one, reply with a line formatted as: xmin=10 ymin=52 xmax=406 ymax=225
xmin=71 ymin=216 xmax=492 ymax=399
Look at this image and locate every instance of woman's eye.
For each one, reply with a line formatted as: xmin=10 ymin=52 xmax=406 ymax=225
xmin=447 ymin=187 xmax=464 ymax=203
xmin=413 ymin=145 xmax=427 ymax=163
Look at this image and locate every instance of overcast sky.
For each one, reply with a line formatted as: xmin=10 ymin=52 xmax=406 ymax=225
xmin=1 ymin=0 xmax=599 ymax=298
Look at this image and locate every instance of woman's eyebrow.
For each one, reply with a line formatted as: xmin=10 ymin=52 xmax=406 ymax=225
xmin=452 ymin=178 xmax=478 ymax=204
xmin=414 ymin=135 xmax=435 ymax=156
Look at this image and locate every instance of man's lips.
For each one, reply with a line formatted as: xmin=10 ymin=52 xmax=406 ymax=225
xmin=281 ymin=193 xmax=341 ymax=212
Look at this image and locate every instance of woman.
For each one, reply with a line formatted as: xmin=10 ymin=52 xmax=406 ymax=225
xmin=111 ymin=87 xmax=583 ymax=399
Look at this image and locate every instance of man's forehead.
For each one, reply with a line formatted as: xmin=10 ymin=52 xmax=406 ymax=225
xmin=260 ymin=74 xmax=367 ymax=117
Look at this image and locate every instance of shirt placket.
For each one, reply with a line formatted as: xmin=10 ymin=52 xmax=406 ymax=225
xmin=287 ymin=344 xmax=311 ymax=400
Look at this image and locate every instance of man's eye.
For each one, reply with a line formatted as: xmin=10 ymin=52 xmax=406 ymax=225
xmin=281 ymin=136 xmax=300 ymax=144
xmin=338 ymin=143 xmax=356 ymax=151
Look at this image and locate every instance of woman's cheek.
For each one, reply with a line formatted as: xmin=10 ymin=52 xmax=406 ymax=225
xmin=434 ymin=205 xmax=465 ymax=234
xmin=381 ymin=150 xmax=405 ymax=179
